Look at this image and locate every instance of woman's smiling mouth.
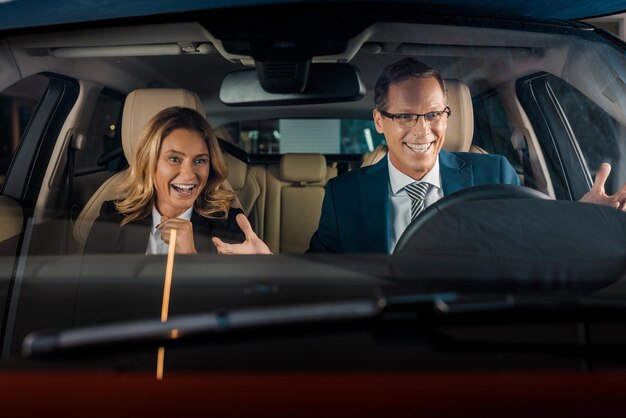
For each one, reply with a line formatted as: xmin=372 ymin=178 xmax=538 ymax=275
xmin=171 ymin=183 xmax=197 ymax=196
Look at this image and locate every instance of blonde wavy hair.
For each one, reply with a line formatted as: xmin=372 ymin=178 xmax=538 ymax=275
xmin=114 ymin=106 xmax=235 ymax=225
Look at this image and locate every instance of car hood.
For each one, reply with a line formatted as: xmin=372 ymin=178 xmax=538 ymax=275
xmin=0 ymin=0 xmax=625 ymax=31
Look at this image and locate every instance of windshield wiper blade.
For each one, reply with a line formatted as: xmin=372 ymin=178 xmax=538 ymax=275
xmin=18 ymin=292 xmax=538 ymax=357
xmin=22 ymin=299 xmax=383 ymax=357
xmin=25 ymin=292 xmax=626 ymax=357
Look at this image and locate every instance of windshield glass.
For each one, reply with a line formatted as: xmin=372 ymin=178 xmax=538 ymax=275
xmin=0 ymin=4 xmax=625 ymax=379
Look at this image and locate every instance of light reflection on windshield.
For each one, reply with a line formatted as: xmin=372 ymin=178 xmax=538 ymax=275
xmin=157 ymin=229 xmax=177 ymax=380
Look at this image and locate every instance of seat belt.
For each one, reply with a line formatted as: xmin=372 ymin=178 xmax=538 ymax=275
xmin=64 ymin=130 xmax=85 ymax=253
xmin=511 ymin=129 xmax=536 ymax=188
xmin=66 ymin=130 xmax=86 ymax=222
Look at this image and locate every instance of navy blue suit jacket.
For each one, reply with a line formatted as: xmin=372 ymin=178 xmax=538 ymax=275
xmin=308 ymin=150 xmax=520 ymax=253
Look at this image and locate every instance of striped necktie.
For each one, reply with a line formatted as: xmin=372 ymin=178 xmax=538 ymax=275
xmin=404 ymin=182 xmax=430 ymax=221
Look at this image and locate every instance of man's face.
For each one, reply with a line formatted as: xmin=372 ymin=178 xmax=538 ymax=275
xmin=374 ymin=76 xmax=447 ymax=180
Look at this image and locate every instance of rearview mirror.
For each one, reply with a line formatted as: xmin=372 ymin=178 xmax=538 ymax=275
xmin=220 ymin=63 xmax=365 ymax=106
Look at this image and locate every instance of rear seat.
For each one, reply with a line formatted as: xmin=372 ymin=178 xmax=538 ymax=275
xmin=225 ymin=152 xmax=336 ymax=254
xmin=264 ymin=153 xmax=328 ymax=254
xmin=223 ymin=153 xmax=266 ymax=239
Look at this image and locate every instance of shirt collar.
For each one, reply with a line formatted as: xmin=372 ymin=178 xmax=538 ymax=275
xmin=151 ymin=205 xmax=194 ymax=230
xmin=388 ymin=153 xmax=442 ymax=194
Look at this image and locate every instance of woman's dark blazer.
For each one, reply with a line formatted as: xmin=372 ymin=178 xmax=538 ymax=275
xmin=84 ymin=200 xmax=245 ymax=254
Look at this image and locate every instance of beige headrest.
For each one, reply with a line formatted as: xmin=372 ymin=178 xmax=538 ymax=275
xmin=442 ymin=79 xmax=474 ymax=153
xmin=122 ymin=88 xmax=204 ymax=164
xmin=223 ymin=152 xmax=247 ymax=190
xmin=280 ymin=153 xmax=327 ymax=183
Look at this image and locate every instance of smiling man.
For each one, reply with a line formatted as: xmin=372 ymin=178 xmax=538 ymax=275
xmin=308 ymin=57 xmax=626 ymax=254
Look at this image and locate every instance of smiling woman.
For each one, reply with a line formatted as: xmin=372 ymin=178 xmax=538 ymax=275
xmin=153 ymin=128 xmax=212 ymax=219
xmin=84 ymin=106 xmax=246 ymax=255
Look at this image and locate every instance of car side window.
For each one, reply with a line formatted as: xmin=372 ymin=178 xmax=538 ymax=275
xmin=0 ymin=75 xmax=49 ymax=189
xmin=547 ymin=77 xmax=626 ymax=195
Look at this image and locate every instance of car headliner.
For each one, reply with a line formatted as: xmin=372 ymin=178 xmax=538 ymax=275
xmin=0 ymin=0 xmax=625 ymax=31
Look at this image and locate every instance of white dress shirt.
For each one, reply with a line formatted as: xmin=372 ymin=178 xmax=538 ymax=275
xmin=388 ymin=155 xmax=444 ymax=253
xmin=146 ymin=206 xmax=194 ymax=255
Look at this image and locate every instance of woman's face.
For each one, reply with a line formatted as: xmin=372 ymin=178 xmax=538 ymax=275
xmin=153 ymin=128 xmax=210 ymax=218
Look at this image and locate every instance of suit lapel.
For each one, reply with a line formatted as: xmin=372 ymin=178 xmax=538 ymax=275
xmin=359 ymin=157 xmax=389 ymax=253
xmin=439 ymin=150 xmax=474 ymax=195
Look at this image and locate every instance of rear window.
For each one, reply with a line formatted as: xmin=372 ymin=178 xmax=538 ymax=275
xmin=215 ymin=119 xmax=386 ymax=155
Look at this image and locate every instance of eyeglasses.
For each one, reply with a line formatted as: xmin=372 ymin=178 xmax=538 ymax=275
xmin=378 ymin=107 xmax=451 ymax=128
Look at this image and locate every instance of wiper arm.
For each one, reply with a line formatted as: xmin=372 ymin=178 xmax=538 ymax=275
xmin=22 ymin=300 xmax=383 ymax=357
xmin=416 ymin=295 xmax=626 ymax=326
xmin=431 ymin=294 xmax=516 ymax=314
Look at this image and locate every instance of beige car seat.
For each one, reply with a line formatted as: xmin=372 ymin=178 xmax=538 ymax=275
xmin=73 ymin=88 xmax=241 ymax=252
xmin=264 ymin=153 xmax=328 ymax=254
xmin=361 ymin=78 xmax=485 ymax=166
xmin=0 ymin=195 xmax=23 ymax=256
xmin=223 ymin=153 xmax=266 ymax=239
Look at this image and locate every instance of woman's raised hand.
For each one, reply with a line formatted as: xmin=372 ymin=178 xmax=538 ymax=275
xmin=212 ymin=213 xmax=272 ymax=255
